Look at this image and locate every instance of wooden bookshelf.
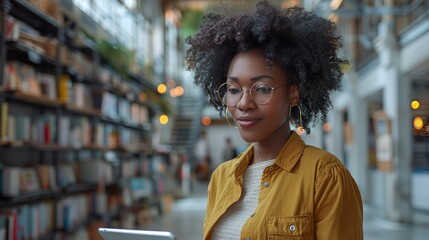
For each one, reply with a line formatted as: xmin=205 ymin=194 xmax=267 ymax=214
xmin=0 ymin=0 xmax=169 ymax=238
xmin=65 ymin=104 xmax=101 ymax=117
xmin=9 ymin=90 xmax=62 ymax=107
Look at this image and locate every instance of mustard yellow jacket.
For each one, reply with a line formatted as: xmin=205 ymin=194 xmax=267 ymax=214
xmin=203 ymin=132 xmax=363 ymax=240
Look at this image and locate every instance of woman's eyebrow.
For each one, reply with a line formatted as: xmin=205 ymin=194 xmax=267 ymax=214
xmin=251 ymin=75 xmax=274 ymax=81
xmin=227 ymin=75 xmax=274 ymax=82
xmin=226 ymin=76 xmax=239 ymax=82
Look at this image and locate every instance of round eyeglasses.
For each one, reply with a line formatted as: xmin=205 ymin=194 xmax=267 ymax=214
xmin=216 ymin=82 xmax=288 ymax=106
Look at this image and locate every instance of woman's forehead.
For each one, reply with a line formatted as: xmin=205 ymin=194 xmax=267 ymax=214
xmin=227 ymin=49 xmax=287 ymax=83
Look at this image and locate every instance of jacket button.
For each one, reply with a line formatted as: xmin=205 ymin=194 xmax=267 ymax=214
xmin=264 ymin=181 xmax=270 ymax=187
xmin=251 ymin=213 xmax=255 ymax=217
xmin=289 ymin=224 xmax=296 ymax=232
xmin=245 ymin=237 xmax=251 ymax=240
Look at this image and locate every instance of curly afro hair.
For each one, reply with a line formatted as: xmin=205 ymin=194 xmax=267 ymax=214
xmin=185 ymin=0 xmax=347 ymax=134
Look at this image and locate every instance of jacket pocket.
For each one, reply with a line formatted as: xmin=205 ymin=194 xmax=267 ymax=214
xmin=267 ymin=215 xmax=313 ymax=240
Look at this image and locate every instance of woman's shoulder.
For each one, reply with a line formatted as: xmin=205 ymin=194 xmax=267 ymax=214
xmin=213 ymin=158 xmax=240 ymax=176
xmin=300 ymin=145 xmax=345 ymax=172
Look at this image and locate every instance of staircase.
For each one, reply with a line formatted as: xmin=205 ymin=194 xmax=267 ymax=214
xmin=170 ymin=94 xmax=206 ymax=164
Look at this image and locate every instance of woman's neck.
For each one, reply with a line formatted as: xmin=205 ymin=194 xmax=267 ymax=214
xmin=251 ymin=127 xmax=292 ymax=165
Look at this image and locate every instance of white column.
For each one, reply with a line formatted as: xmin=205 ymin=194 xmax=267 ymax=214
xmin=375 ymin=21 xmax=412 ymax=222
xmin=347 ymin=72 xmax=369 ymax=199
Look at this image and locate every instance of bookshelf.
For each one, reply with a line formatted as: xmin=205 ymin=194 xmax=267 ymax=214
xmin=0 ymin=1 xmax=171 ymax=239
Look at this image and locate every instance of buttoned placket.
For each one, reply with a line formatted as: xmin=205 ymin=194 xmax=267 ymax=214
xmin=240 ymin=165 xmax=277 ymax=240
xmin=259 ymin=165 xmax=276 ymax=200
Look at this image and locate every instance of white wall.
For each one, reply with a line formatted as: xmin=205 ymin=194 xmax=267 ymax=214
xmin=205 ymin=125 xmax=249 ymax=170
xmin=412 ymin=173 xmax=429 ymax=210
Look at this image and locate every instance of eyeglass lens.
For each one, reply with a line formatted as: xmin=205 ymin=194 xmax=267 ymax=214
xmin=217 ymin=82 xmax=275 ymax=106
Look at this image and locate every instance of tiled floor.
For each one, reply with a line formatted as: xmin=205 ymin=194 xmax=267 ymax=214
xmin=144 ymin=181 xmax=429 ymax=240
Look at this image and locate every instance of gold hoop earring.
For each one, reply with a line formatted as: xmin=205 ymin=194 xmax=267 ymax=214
xmin=290 ymin=105 xmax=305 ymax=135
xmin=225 ymin=107 xmax=237 ymax=128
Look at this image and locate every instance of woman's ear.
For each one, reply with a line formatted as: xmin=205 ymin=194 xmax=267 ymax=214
xmin=289 ymin=85 xmax=300 ymax=106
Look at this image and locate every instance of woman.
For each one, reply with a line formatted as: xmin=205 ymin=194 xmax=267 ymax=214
xmin=185 ymin=1 xmax=363 ymax=239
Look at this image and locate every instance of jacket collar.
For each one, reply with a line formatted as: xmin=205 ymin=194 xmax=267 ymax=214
xmin=230 ymin=132 xmax=305 ymax=178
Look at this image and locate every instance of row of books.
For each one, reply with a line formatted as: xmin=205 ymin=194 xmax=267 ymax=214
xmin=1 ymin=106 xmax=145 ymax=149
xmin=3 ymin=62 xmax=150 ymax=125
xmin=0 ymin=157 xmax=154 ymax=197
xmin=3 ymin=62 xmax=57 ymax=100
xmin=98 ymin=91 xmax=149 ymax=124
xmin=56 ymin=193 xmax=107 ymax=231
xmin=3 ymin=113 xmax=56 ymax=145
xmin=6 ymin=14 xmax=145 ymax=99
xmin=0 ymin=162 xmax=103 ymax=197
xmin=0 ymin=193 xmax=106 ymax=240
xmin=0 ymin=201 xmax=55 ymax=240
xmin=0 ymin=204 xmax=160 ymax=240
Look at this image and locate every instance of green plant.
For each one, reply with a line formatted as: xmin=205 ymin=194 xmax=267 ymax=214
xmin=97 ymin=39 xmax=134 ymax=76
xmin=181 ymin=9 xmax=205 ymax=40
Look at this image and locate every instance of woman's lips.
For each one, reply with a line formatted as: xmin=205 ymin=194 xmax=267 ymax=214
xmin=236 ymin=116 xmax=260 ymax=128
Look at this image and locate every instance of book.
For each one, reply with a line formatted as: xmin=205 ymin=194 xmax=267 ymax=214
xmin=36 ymin=165 xmax=56 ymax=190
xmin=0 ymin=215 xmax=6 ymax=240
xmin=38 ymin=73 xmax=56 ymax=99
xmin=6 ymin=210 xmax=18 ymax=240
xmin=58 ymin=75 xmax=70 ymax=103
xmin=3 ymin=167 xmax=21 ymax=197
xmin=19 ymin=168 xmax=41 ymax=193
xmin=2 ymin=62 xmax=19 ymax=91
xmin=1 ymin=103 xmax=8 ymax=141
xmin=58 ymin=116 xmax=70 ymax=146
xmin=7 ymin=116 xmax=15 ymax=141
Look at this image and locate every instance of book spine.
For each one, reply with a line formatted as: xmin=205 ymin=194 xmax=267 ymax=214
xmin=58 ymin=75 xmax=69 ymax=103
xmin=1 ymin=103 xmax=8 ymax=141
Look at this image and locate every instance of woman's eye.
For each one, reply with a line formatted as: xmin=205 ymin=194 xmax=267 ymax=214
xmin=227 ymin=87 xmax=241 ymax=95
xmin=255 ymin=86 xmax=272 ymax=94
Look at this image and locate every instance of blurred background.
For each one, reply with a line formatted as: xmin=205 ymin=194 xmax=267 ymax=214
xmin=0 ymin=0 xmax=428 ymax=239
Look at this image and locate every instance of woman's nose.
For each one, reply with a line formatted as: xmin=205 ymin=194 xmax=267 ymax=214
xmin=236 ymin=89 xmax=256 ymax=110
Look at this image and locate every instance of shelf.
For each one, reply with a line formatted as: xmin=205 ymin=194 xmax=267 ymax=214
xmin=82 ymin=145 xmax=117 ymax=152
xmin=0 ymin=141 xmax=73 ymax=151
xmin=100 ymin=115 xmax=121 ymax=125
xmin=30 ymin=143 xmax=72 ymax=151
xmin=128 ymin=72 xmax=157 ymax=93
xmin=82 ymin=145 xmax=142 ymax=154
xmin=6 ymin=41 xmax=57 ymax=70
xmin=9 ymin=0 xmax=59 ymax=36
xmin=61 ymin=183 xmax=98 ymax=194
xmin=5 ymin=90 xmax=62 ymax=108
xmin=65 ymin=104 xmax=101 ymax=117
xmin=0 ymin=140 xmax=27 ymax=148
xmin=4 ymin=143 xmax=142 ymax=153
xmin=37 ymin=232 xmax=59 ymax=240
xmin=63 ymin=66 xmax=96 ymax=84
xmin=0 ymin=190 xmax=55 ymax=207
xmin=121 ymin=120 xmax=143 ymax=130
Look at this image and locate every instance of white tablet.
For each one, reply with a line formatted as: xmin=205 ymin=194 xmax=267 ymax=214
xmin=98 ymin=227 xmax=177 ymax=240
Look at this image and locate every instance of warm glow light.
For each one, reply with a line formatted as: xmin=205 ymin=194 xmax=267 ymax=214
xmin=411 ymin=100 xmax=420 ymax=110
xmin=175 ymin=86 xmax=184 ymax=97
xmin=167 ymin=79 xmax=176 ymax=88
xmin=330 ymin=0 xmax=343 ymax=10
xmin=159 ymin=115 xmax=169 ymax=125
xmin=414 ymin=117 xmax=424 ymax=130
xmin=170 ymin=88 xmax=177 ymax=97
xmin=202 ymin=116 xmax=211 ymax=126
xmin=328 ymin=13 xmax=339 ymax=23
xmin=296 ymin=126 xmax=305 ymax=135
xmin=323 ymin=123 xmax=332 ymax=133
xmin=157 ymin=84 xmax=167 ymax=94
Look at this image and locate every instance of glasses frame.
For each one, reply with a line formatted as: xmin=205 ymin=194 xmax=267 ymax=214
xmin=216 ymin=82 xmax=288 ymax=107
